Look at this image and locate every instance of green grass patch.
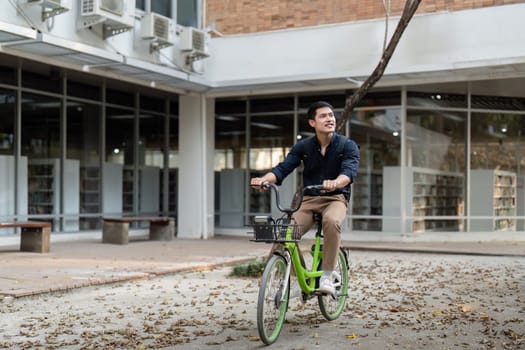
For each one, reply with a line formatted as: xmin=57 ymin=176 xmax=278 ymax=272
xmin=229 ymin=260 xmax=266 ymax=278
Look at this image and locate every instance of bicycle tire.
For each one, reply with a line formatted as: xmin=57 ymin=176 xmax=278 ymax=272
xmin=257 ymin=254 xmax=289 ymax=345
xmin=318 ymin=249 xmax=348 ymax=321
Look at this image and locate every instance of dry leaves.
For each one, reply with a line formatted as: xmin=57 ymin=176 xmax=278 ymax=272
xmin=0 ymin=254 xmax=523 ymax=349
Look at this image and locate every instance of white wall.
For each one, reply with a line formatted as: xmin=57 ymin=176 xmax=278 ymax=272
xmin=2 ymin=3 xmax=524 ymax=92
xmin=205 ymin=4 xmax=525 ymax=86
xmin=178 ymin=95 xmax=215 ymax=239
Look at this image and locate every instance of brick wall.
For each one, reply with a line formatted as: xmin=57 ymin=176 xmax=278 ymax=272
xmin=205 ymin=0 xmax=522 ymax=35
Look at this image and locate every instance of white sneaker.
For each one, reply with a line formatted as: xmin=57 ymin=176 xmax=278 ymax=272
xmin=331 ymin=271 xmax=342 ymax=288
xmin=318 ymin=274 xmax=335 ymax=295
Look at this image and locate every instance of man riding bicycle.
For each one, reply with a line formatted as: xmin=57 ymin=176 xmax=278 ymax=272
xmin=250 ymin=101 xmax=360 ymax=295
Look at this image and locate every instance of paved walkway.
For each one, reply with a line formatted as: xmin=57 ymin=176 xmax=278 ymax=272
xmin=1 ymin=233 xmax=524 ymax=298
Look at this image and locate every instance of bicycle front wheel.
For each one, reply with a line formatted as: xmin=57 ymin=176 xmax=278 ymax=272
xmin=318 ymin=248 xmax=348 ymax=321
xmin=257 ymin=254 xmax=289 ymax=345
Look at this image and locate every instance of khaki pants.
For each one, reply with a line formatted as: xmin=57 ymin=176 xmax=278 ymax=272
xmin=293 ymin=194 xmax=348 ymax=271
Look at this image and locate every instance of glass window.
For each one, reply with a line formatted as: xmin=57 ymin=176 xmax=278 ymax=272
xmin=107 ymin=88 xmax=134 ymax=107
xmin=22 ymin=66 xmax=61 ymax=94
xmin=251 ymin=96 xmax=294 ymax=114
xmin=0 ymin=89 xmax=15 ymax=155
xmin=67 ymin=100 xmax=101 ymax=230
xmin=407 ymin=110 xmax=466 ymax=172
xmin=469 ymin=79 xmax=525 ymax=232
xmin=405 ymin=109 xmax=467 ymax=233
xmin=0 ymin=55 xmax=17 ymax=85
xmin=298 ymin=92 xmax=347 ymax=111
xmin=299 ymin=91 xmax=400 ymax=116
xmin=22 ymin=93 xmax=61 ymax=159
xmin=357 ymin=91 xmax=401 ymax=108
xmin=169 ymin=100 xmax=179 ymax=169
xmin=67 ymin=80 xmax=100 ymax=101
xmin=166 ymin=100 xmax=179 ymax=217
xmin=152 ymin=0 xmax=172 ymax=17
xmin=250 ymin=113 xmax=294 ymax=171
xmin=471 ymin=77 xmax=525 ymax=110
xmin=249 ymin=97 xmax=295 ymax=221
xmin=177 ymin=0 xmax=198 ymax=27
xmin=136 ymin=0 xmax=174 ymax=17
xmin=215 ymin=99 xmax=246 ymax=171
xmin=106 ymin=106 xmax=135 ymax=215
xmin=470 ymin=112 xmax=525 ymax=172
xmin=216 ymin=98 xmax=246 ymax=115
xmin=472 ymin=95 xmax=525 ymax=111
xmin=0 ymin=89 xmax=16 ymax=224
xmin=140 ymin=95 xmax=165 ymax=113
xmin=22 ymin=93 xmax=62 ymax=229
xmin=407 ymin=91 xmax=467 ymax=108
xmin=470 ymin=112 xmax=524 ymax=232
xmin=349 ymin=108 xmax=402 ymax=231
xmin=215 ymin=99 xmax=247 ymax=227
xmin=297 ymin=108 xmax=313 ymax=140
xmin=139 ymin=110 xmax=164 ymax=216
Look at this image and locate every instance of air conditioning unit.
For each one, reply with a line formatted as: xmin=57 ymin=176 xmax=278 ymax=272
xmin=26 ymin=0 xmax=70 ymax=20
xmin=179 ymin=26 xmax=209 ymax=57
xmin=80 ymin=0 xmax=135 ymax=38
xmin=141 ymin=13 xmax=175 ymax=45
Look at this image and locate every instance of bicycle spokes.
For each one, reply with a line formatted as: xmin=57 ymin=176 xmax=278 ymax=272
xmin=257 ymin=255 xmax=289 ymax=345
xmin=274 ymin=283 xmax=287 ymax=307
xmin=318 ymin=250 xmax=348 ymax=321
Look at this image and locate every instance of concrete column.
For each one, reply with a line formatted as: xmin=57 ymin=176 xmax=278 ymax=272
xmin=178 ymin=95 xmax=215 ymax=239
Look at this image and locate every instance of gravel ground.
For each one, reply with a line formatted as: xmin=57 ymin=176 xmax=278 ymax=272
xmin=0 ymin=251 xmax=524 ymax=350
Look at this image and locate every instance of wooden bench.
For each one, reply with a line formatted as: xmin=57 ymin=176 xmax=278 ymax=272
xmin=0 ymin=221 xmax=51 ymax=253
xmin=102 ymin=217 xmax=175 ymax=245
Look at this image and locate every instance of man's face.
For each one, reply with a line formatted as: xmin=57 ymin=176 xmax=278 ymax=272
xmin=309 ymin=106 xmax=336 ymax=133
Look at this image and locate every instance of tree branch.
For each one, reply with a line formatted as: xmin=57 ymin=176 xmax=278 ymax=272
xmin=336 ymin=0 xmax=422 ymax=134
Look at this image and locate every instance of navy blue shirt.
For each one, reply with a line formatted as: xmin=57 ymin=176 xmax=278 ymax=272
xmin=270 ymin=133 xmax=360 ymax=201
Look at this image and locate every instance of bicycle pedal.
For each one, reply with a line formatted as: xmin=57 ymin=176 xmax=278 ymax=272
xmin=314 ymin=289 xmax=335 ymax=297
xmin=328 ymin=293 xmax=339 ymax=300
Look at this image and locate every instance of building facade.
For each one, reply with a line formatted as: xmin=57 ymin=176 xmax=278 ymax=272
xmin=0 ymin=1 xmax=524 ymax=240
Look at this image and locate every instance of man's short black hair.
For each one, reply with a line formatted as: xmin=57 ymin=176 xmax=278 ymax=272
xmin=307 ymin=101 xmax=334 ymax=120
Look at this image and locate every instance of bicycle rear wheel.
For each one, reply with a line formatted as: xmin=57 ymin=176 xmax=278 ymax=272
xmin=257 ymin=254 xmax=289 ymax=345
xmin=318 ymin=249 xmax=348 ymax=320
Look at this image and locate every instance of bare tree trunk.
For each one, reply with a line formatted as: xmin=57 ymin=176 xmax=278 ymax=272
xmin=336 ymin=0 xmax=422 ymax=134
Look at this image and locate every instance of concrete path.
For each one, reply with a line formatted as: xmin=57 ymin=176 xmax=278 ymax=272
xmin=0 ymin=233 xmax=524 ymax=297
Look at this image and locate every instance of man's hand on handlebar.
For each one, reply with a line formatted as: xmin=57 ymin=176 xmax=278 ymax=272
xmin=321 ymin=179 xmax=339 ymax=192
xmin=251 ymin=173 xmax=278 ymax=191
xmin=250 ymin=177 xmax=270 ymax=191
xmin=250 ymin=177 xmax=264 ymax=187
xmin=320 ymin=176 xmax=350 ymax=193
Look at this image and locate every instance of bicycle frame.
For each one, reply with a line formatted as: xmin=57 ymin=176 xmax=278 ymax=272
xmin=277 ymin=215 xmax=324 ymax=297
xmin=285 ymin=237 xmax=323 ymax=293
xmin=254 ymin=183 xmax=326 ymax=302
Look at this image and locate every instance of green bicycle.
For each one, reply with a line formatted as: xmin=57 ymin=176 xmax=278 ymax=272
xmin=250 ymin=182 xmax=349 ymax=345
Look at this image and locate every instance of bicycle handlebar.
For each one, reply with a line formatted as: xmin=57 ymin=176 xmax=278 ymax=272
xmin=255 ymin=182 xmax=325 ymax=215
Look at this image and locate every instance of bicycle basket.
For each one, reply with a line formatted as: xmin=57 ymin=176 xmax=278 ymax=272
xmin=250 ymin=216 xmax=301 ymax=242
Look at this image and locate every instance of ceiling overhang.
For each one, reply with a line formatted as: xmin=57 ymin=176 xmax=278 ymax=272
xmin=0 ymin=21 xmax=213 ymax=94
xmin=0 ymin=21 xmax=38 ymax=44
xmin=206 ymin=58 xmax=525 ymax=97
